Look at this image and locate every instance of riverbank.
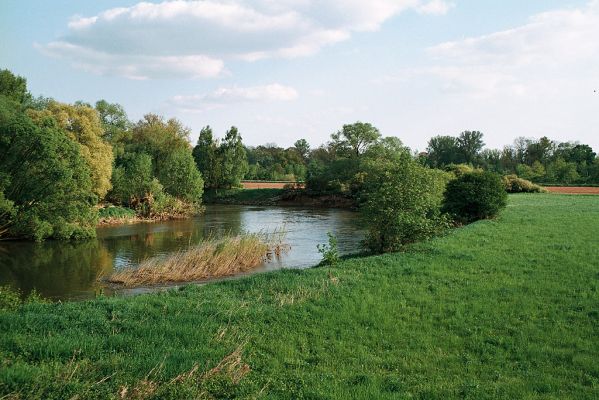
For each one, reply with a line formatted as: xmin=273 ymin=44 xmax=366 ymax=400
xmin=1 ymin=194 xmax=598 ymax=398
xmin=204 ymin=188 xmax=355 ymax=208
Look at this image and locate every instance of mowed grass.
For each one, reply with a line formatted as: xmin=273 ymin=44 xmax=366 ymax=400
xmin=1 ymin=194 xmax=598 ymax=399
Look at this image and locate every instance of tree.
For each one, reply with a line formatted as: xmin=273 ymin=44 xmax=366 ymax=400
xmin=426 ymin=135 xmax=462 ymax=167
xmin=192 ymin=126 xmax=219 ymax=189
xmin=525 ymin=136 xmax=554 ymax=166
xmin=157 ymin=148 xmax=204 ymax=202
xmin=0 ymin=99 xmax=96 ymax=241
xmin=28 ymin=101 xmax=114 ymax=199
xmin=95 ymin=100 xmax=130 ymax=157
xmin=130 ymin=114 xmax=191 ymax=170
xmin=109 ymin=152 xmax=155 ymax=207
xmin=294 ymin=139 xmax=311 ymax=161
xmin=457 ymin=131 xmax=485 ymax=165
xmin=219 ymin=126 xmax=248 ymax=188
xmin=331 ymin=122 xmax=381 ymax=158
xmin=0 ymin=69 xmax=31 ymax=105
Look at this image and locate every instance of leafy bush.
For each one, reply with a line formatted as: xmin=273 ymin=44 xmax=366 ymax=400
xmin=98 ymin=206 xmax=136 ymax=220
xmin=503 ymin=175 xmax=546 ymax=193
xmin=361 ymin=156 xmax=452 ymax=253
xmin=317 ymin=232 xmax=340 ymax=266
xmin=443 ymin=171 xmax=507 ymax=223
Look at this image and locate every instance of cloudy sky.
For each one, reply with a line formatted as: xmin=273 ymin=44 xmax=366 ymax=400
xmin=2 ymin=0 xmax=598 ymax=151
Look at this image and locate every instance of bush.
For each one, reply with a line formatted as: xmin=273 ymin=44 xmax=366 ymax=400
xmin=443 ymin=171 xmax=507 ymax=223
xmin=361 ymin=157 xmax=452 ymax=253
xmin=98 ymin=206 xmax=136 ymax=220
xmin=503 ymin=175 xmax=546 ymax=193
xmin=317 ymin=232 xmax=340 ymax=266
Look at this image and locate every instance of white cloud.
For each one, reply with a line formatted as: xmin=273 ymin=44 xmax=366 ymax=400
xmin=416 ymin=0 xmax=454 ymax=16
xmin=41 ymin=0 xmax=448 ymax=79
xmin=398 ymin=1 xmax=599 ymax=97
xmin=170 ymin=83 xmax=298 ymax=111
xmin=38 ymin=42 xmax=224 ymax=80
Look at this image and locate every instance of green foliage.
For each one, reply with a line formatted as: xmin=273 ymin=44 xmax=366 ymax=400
xmin=1 ymin=195 xmax=597 ymax=398
xmin=157 ymin=148 xmax=204 ymax=202
xmin=98 ymin=206 xmax=135 ymax=220
xmin=443 ymin=171 xmax=508 ymax=223
xmin=361 ymin=156 xmax=451 ymax=253
xmin=109 ymin=152 xmax=155 ymax=206
xmin=28 ymin=101 xmax=114 ymax=199
xmin=331 ymin=121 xmax=381 ymax=158
xmin=0 ymin=285 xmax=21 ymax=311
xmin=192 ymin=126 xmax=219 ymax=189
xmin=0 ymin=98 xmax=97 ymax=241
xmin=502 ymin=175 xmax=546 ymax=193
xmin=0 ymin=69 xmax=31 ymax=105
xmin=219 ymin=126 xmax=249 ymax=188
xmin=317 ymin=232 xmax=340 ymax=266
xmin=0 ymin=285 xmax=47 ymax=311
xmin=245 ymin=144 xmax=306 ymax=182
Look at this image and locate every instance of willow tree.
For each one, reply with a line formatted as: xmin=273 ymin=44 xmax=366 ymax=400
xmin=28 ymin=101 xmax=114 ymax=199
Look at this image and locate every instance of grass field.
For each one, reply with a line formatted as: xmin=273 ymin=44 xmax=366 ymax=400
xmin=1 ymin=194 xmax=598 ymax=399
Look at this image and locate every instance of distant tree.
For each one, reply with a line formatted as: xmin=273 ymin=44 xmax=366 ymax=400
xmin=525 ymin=136 xmax=554 ymax=166
xmin=457 ymin=131 xmax=485 ymax=165
xmin=294 ymin=139 xmax=311 ymax=160
xmin=27 ymin=101 xmax=114 ymax=199
xmin=331 ymin=122 xmax=381 ymax=158
xmin=426 ymin=135 xmax=462 ymax=167
xmin=192 ymin=126 xmax=220 ymax=189
xmin=219 ymin=126 xmax=248 ymax=188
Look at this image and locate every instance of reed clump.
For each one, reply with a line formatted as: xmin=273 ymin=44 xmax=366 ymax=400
xmin=106 ymin=232 xmax=288 ymax=288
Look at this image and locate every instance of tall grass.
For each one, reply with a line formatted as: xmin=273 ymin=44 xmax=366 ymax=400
xmin=106 ymin=232 xmax=288 ymax=288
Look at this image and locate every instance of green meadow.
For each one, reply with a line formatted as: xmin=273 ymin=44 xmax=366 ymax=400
xmin=1 ymin=194 xmax=598 ymax=399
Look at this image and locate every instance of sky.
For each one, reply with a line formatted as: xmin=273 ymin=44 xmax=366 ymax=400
xmin=1 ymin=0 xmax=598 ymax=151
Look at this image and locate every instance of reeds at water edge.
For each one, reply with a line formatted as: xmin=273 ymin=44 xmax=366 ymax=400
xmin=105 ymin=230 xmax=289 ymax=288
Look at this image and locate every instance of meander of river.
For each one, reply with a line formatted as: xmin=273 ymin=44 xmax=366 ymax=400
xmin=0 ymin=205 xmax=365 ymax=300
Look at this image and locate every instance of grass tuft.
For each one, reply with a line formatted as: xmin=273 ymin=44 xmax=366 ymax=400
xmin=105 ymin=232 xmax=288 ymax=288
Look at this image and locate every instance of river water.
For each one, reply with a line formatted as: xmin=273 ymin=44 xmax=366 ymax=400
xmin=0 ymin=205 xmax=365 ymax=300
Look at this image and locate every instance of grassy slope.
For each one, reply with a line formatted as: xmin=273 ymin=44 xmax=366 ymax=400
xmin=1 ymin=194 xmax=598 ymax=399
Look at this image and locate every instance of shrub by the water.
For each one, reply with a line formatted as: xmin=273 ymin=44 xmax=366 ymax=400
xmin=361 ymin=156 xmax=451 ymax=253
xmin=503 ymin=174 xmax=546 ymax=193
xmin=443 ymin=171 xmax=507 ymax=223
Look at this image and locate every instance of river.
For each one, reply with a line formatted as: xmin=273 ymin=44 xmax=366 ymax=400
xmin=0 ymin=205 xmax=365 ymax=300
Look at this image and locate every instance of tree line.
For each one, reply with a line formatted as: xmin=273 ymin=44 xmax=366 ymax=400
xmin=423 ymin=131 xmax=599 ymax=184
xmin=2 ymin=68 xmax=597 ymax=243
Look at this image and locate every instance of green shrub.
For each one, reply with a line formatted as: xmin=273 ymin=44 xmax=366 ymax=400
xmin=503 ymin=175 xmax=546 ymax=193
xmin=98 ymin=206 xmax=136 ymax=220
xmin=361 ymin=156 xmax=451 ymax=253
xmin=443 ymin=171 xmax=507 ymax=223
xmin=317 ymin=232 xmax=340 ymax=266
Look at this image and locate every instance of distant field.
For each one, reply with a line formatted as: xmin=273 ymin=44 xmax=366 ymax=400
xmin=545 ymin=186 xmax=599 ymax=194
xmin=1 ymin=194 xmax=598 ymax=399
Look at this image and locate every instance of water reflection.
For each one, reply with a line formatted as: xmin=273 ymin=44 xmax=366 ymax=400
xmin=0 ymin=205 xmax=364 ymax=300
